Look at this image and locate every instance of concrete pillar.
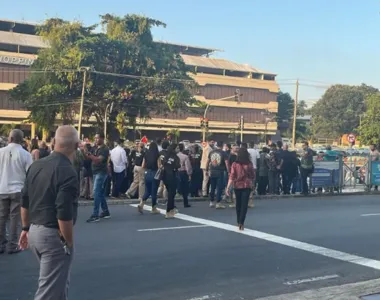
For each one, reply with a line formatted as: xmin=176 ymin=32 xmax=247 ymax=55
xmin=31 ymin=123 xmax=36 ymax=139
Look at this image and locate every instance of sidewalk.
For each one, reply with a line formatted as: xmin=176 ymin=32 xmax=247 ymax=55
xmin=78 ymin=189 xmax=380 ymax=206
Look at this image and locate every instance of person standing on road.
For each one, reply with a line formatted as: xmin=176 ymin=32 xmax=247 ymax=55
xmin=125 ymin=142 xmax=145 ymax=200
xmin=268 ymin=144 xmax=280 ymax=194
xmin=226 ymin=144 xmax=238 ymax=207
xmin=300 ymin=141 xmax=314 ymax=196
xmin=110 ymin=139 xmax=128 ymax=198
xmin=19 ymin=125 xmax=79 ymax=300
xmin=0 ymin=129 xmax=32 ymax=254
xmin=207 ymin=141 xmax=228 ymax=209
xmin=246 ymin=142 xmax=259 ymax=207
xmin=177 ymin=143 xmax=192 ymax=208
xmin=281 ymin=144 xmax=298 ymax=195
xmin=162 ymin=143 xmax=181 ymax=219
xmin=189 ymin=144 xmax=202 ymax=197
xmin=157 ymin=140 xmax=170 ymax=200
xmin=226 ymin=147 xmax=255 ymax=231
xmin=201 ymin=137 xmax=213 ymax=197
xmin=139 ymin=142 xmax=160 ymax=214
xmin=257 ymin=147 xmax=270 ymax=195
xmin=85 ymin=132 xmax=111 ymax=223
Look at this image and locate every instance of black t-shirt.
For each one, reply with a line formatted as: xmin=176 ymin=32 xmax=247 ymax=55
xmin=208 ymin=148 xmax=227 ymax=172
xmin=131 ymin=150 xmax=145 ymax=167
xmin=163 ymin=153 xmax=180 ymax=174
xmin=159 ymin=149 xmax=167 ymax=164
xmin=144 ymin=150 xmax=159 ymax=170
xmin=92 ymin=145 xmax=109 ymax=174
xmin=190 ymin=152 xmax=202 ymax=169
xmin=228 ymin=153 xmax=237 ymax=169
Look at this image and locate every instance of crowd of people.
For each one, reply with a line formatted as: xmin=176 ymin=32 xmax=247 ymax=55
xmin=0 ymin=125 xmax=367 ymax=300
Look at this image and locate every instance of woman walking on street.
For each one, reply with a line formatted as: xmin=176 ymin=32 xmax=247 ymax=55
xmin=226 ymin=147 xmax=255 ymax=231
xmin=138 ymin=142 xmax=160 ymax=214
xmin=162 ymin=143 xmax=181 ymax=219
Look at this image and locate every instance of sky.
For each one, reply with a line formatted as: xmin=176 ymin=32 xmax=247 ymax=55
xmin=4 ymin=0 xmax=380 ymax=106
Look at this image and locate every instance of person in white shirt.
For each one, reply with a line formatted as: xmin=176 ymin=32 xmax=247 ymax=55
xmin=0 ymin=129 xmax=32 ymax=254
xmin=110 ymin=139 xmax=128 ymax=198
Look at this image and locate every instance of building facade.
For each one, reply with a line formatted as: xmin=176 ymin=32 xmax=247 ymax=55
xmin=0 ymin=19 xmax=279 ymax=142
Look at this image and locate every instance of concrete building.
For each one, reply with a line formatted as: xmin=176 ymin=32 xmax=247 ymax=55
xmin=0 ymin=19 xmax=279 ymax=141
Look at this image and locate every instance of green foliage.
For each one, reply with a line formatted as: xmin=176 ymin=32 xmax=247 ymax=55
xmin=167 ymin=128 xmax=180 ymax=143
xmin=0 ymin=124 xmax=16 ymax=136
xmin=358 ymin=93 xmax=380 ymax=145
xmin=10 ymin=14 xmax=198 ymax=131
xmin=277 ymin=91 xmax=294 ymax=123
xmin=310 ymin=84 xmax=378 ymax=138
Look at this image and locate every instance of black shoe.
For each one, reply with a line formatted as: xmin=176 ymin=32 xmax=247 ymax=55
xmin=100 ymin=211 xmax=111 ymax=219
xmin=7 ymin=248 xmax=22 ymax=255
xmin=86 ymin=216 xmax=100 ymax=223
xmin=184 ymin=204 xmax=191 ymax=208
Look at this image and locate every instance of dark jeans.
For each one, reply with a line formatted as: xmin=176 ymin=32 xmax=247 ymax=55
xmin=300 ymin=167 xmax=313 ymax=195
xmin=268 ymin=170 xmax=279 ymax=194
xmin=190 ymin=168 xmax=202 ymax=197
xmin=92 ymin=172 xmax=109 ymax=217
xmin=209 ymin=171 xmax=224 ymax=203
xmin=178 ymin=171 xmax=190 ymax=206
xmin=282 ymin=173 xmax=294 ymax=195
xmin=143 ymin=169 xmax=159 ymax=207
xmin=257 ymin=176 xmax=268 ymax=195
xmin=235 ymin=188 xmax=251 ymax=225
xmin=164 ymin=173 xmax=177 ymax=212
xmin=112 ymin=171 xmax=125 ymax=197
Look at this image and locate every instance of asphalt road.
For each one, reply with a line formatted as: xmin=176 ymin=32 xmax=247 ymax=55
xmin=2 ymin=195 xmax=380 ymax=300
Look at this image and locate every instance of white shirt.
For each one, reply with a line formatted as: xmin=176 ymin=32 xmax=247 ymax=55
xmin=248 ymin=148 xmax=260 ymax=169
xmin=110 ymin=145 xmax=128 ymax=173
xmin=0 ymin=143 xmax=33 ymax=194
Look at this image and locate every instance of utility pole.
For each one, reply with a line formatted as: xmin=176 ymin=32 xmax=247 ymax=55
xmin=240 ymin=115 xmax=244 ymax=142
xmin=78 ymin=68 xmax=88 ymax=138
xmin=292 ymin=79 xmax=299 ymax=149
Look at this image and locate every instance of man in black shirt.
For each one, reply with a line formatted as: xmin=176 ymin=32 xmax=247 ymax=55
xmin=85 ymin=132 xmax=111 ymax=223
xmin=157 ymin=140 xmax=170 ymax=199
xmin=19 ymin=125 xmax=79 ymax=300
xmin=206 ymin=141 xmax=228 ymax=209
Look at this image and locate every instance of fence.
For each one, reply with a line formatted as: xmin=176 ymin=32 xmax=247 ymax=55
xmin=309 ymin=155 xmax=372 ymax=192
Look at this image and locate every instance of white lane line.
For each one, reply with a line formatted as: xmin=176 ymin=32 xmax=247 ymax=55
xmin=131 ymin=204 xmax=380 ymax=271
xmin=138 ymin=225 xmax=209 ymax=232
xmin=361 ymin=213 xmax=380 ymax=217
xmin=186 ymin=294 xmax=222 ymax=300
xmin=283 ymin=274 xmax=340 ymax=286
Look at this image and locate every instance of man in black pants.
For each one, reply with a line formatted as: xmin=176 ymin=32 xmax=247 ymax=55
xmin=177 ymin=144 xmax=192 ymax=208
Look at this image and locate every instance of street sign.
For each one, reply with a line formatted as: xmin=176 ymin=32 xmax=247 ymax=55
xmin=347 ymin=133 xmax=356 ymax=143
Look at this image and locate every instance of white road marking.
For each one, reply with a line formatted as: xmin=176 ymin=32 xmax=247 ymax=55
xmin=361 ymin=213 xmax=380 ymax=217
xmin=137 ymin=225 xmax=209 ymax=232
xmin=186 ymin=293 xmax=223 ymax=300
xmin=283 ymin=274 xmax=340 ymax=285
xmin=131 ymin=204 xmax=380 ymax=271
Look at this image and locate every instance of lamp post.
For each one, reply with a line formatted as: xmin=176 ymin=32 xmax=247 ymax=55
xmin=104 ymin=102 xmax=114 ymax=142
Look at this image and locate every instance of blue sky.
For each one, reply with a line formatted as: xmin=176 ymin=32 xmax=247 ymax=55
xmin=4 ymin=0 xmax=380 ymax=105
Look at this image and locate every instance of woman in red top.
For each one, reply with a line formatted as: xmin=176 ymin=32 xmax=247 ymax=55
xmin=226 ymin=147 xmax=255 ymax=230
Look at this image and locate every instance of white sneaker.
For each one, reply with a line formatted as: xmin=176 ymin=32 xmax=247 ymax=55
xmin=209 ymin=201 xmax=216 ymax=208
xmin=216 ymin=203 xmax=226 ymax=209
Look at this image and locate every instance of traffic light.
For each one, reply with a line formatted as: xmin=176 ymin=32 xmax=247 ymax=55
xmin=200 ymin=117 xmax=204 ymax=128
xmin=237 ymin=122 xmax=241 ymax=130
xmin=235 ymin=89 xmax=240 ymax=102
xmin=204 ymin=118 xmax=209 ymax=128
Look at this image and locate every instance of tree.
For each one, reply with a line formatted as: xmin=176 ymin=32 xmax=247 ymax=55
xmin=167 ymin=128 xmax=180 ymax=143
xmin=277 ymin=91 xmax=293 ymax=124
xmin=358 ymin=93 xmax=380 ymax=145
xmin=10 ymin=15 xmax=200 ymax=132
xmin=310 ymin=84 xmax=378 ymax=138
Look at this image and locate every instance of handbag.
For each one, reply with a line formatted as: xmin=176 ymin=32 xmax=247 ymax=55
xmin=154 ymin=166 xmax=164 ymax=181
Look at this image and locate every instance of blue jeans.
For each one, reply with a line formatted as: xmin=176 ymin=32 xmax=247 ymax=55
xmin=209 ymin=171 xmax=225 ymax=203
xmin=92 ymin=172 xmax=109 ymax=217
xmin=142 ymin=169 xmax=159 ymax=206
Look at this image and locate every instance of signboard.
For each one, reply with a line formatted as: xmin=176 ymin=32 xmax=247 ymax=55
xmin=311 ymin=161 xmax=341 ymax=188
xmin=371 ymin=161 xmax=380 ymax=185
xmin=0 ymin=55 xmax=35 ymax=66
xmin=347 ymin=133 xmax=356 ymax=143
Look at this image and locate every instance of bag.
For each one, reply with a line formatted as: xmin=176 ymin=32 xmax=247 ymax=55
xmin=154 ymin=167 xmax=164 ymax=181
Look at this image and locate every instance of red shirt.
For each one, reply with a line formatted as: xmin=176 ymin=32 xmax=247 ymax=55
xmin=229 ymin=162 xmax=255 ymax=189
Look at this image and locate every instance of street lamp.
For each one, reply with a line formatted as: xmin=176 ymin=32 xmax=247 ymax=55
xmin=104 ymin=102 xmax=114 ymax=142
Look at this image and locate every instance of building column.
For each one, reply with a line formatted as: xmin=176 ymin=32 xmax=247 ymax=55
xmin=42 ymin=128 xmax=48 ymax=141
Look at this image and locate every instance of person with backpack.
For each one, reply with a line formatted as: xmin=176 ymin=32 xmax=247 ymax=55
xmin=226 ymin=147 xmax=255 ymax=231
xmin=206 ymin=141 xmax=229 ymax=209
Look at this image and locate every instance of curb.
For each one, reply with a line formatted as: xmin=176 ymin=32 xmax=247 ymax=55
xmin=78 ymin=191 xmax=379 ymax=206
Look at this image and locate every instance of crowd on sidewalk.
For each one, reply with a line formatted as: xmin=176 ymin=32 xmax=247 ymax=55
xmin=1 ymin=125 xmax=372 ymax=300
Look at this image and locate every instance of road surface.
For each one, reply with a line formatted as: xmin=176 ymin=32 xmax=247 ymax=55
xmin=2 ymin=195 xmax=380 ymax=300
